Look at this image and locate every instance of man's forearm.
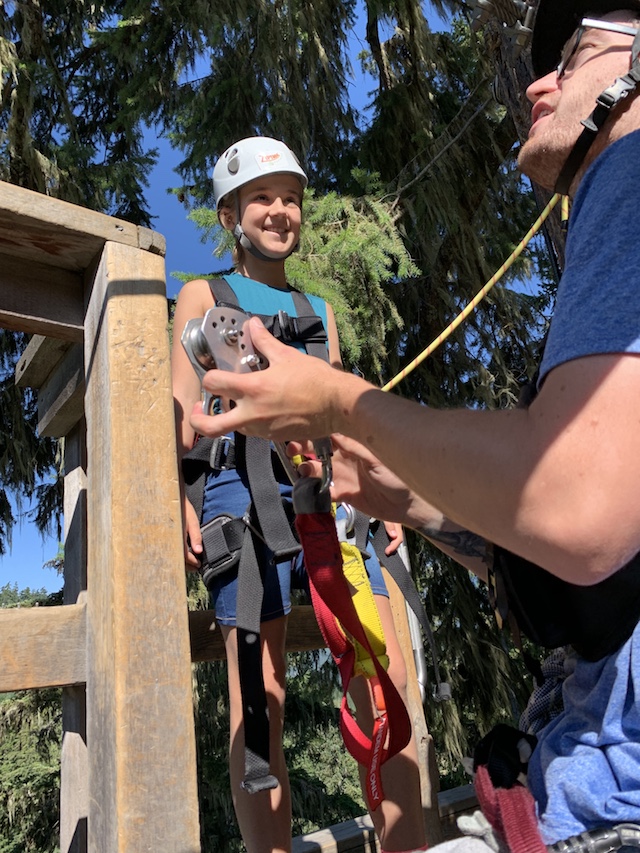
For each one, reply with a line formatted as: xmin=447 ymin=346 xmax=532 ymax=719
xmin=330 ymin=354 xmax=640 ymax=585
xmin=414 ymin=520 xmax=491 ymax=582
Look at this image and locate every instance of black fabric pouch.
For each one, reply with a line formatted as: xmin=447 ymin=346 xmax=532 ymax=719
xmin=492 ymin=545 xmax=640 ymax=661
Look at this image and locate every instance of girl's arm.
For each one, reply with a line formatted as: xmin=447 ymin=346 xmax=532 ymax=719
xmin=171 ymin=278 xmax=215 ymax=567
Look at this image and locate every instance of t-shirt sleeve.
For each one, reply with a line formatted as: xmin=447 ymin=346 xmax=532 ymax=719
xmin=539 ymin=130 xmax=640 ymax=384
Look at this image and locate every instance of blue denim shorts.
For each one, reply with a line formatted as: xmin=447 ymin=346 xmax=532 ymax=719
xmin=202 ymin=465 xmax=388 ymax=627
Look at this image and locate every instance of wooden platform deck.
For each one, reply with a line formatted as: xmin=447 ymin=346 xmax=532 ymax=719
xmin=292 ymin=784 xmax=478 ymax=852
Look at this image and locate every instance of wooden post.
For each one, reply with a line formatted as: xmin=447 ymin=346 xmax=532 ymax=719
xmin=83 ymin=240 xmax=200 ymax=852
xmin=60 ymin=420 xmax=88 ymax=853
xmin=384 ymin=568 xmax=444 ymax=846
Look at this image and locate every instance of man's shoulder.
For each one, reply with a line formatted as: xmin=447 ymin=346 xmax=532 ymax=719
xmin=578 ymin=129 xmax=640 ymax=198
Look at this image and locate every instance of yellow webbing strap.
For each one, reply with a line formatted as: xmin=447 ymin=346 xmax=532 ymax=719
xmin=339 ymin=540 xmax=389 ymax=680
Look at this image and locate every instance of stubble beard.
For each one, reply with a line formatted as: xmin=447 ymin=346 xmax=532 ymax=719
xmin=517 ymin=137 xmax=562 ymax=191
xmin=517 ymin=117 xmax=584 ymax=192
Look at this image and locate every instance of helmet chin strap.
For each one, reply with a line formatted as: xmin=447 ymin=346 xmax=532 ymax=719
xmin=232 ymin=222 xmax=285 ymax=263
xmin=555 ymin=31 xmax=640 ymax=195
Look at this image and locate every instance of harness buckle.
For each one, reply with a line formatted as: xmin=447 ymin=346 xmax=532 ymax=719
xmin=242 ymin=509 xmax=267 ymax=546
xmin=200 ymin=514 xmax=243 ymax=588
xmin=312 ymin=437 xmax=333 ymax=493
xmin=277 ymin=310 xmax=296 ymax=343
xmin=340 ymin=503 xmax=356 ymax=535
xmin=210 ymin=435 xmax=236 ymax=470
xmin=549 ymin=824 xmax=640 ymax=853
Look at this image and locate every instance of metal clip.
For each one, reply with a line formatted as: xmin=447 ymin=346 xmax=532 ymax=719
xmin=312 ymin=437 xmax=333 ymax=493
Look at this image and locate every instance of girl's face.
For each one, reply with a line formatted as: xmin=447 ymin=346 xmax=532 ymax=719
xmin=235 ymin=174 xmax=303 ymax=259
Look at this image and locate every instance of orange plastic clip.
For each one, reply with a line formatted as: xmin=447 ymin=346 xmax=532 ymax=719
xmin=370 ymin=677 xmax=386 ymax=714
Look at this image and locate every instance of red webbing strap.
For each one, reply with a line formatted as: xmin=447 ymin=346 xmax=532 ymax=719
xmin=474 ymin=765 xmax=547 ymax=853
xmin=293 ymin=478 xmax=411 ymax=810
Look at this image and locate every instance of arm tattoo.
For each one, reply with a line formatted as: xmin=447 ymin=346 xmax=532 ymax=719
xmin=417 ymin=524 xmax=489 ymax=563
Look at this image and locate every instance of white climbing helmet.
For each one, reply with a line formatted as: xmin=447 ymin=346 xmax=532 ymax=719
xmin=212 ymin=136 xmax=308 ymax=212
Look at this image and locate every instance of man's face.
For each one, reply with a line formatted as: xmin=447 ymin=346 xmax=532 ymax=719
xmin=518 ymin=11 xmax=639 ymax=191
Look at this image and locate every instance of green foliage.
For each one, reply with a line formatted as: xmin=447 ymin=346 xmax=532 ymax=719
xmin=0 ymin=332 xmax=62 ymax=555
xmin=0 ymin=583 xmax=51 ymax=608
xmin=0 ymin=689 xmax=61 ymax=853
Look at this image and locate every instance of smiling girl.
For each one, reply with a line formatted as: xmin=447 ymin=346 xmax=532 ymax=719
xmin=171 ymin=136 xmax=426 ymax=853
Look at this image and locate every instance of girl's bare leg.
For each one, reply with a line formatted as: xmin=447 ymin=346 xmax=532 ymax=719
xmin=222 ymin=617 xmax=291 ymax=853
xmin=348 ymin=595 xmax=427 ymax=853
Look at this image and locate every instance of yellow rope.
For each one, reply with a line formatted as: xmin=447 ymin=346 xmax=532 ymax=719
xmin=381 ymin=193 xmax=562 ymax=393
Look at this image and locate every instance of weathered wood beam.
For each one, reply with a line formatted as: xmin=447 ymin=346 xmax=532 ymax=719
xmin=15 ymin=335 xmax=84 ymax=437
xmin=15 ymin=334 xmax=72 ymax=388
xmin=0 ymin=601 xmax=86 ymax=691
xmin=0 ymin=602 xmax=327 ymax=693
xmin=35 ymin=343 xmax=84 ymax=437
xmin=189 ymin=604 xmax=325 ymax=662
xmin=60 ymin=423 xmax=88 ymax=853
xmin=0 ymin=251 xmax=84 ymax=340
xmin=83 ymin=239 xmax=200 ymax=851
xmin=292 ymin=814 xmax=380 ymax=853
xmin=0 ymin=180 xmax=165 ymax=273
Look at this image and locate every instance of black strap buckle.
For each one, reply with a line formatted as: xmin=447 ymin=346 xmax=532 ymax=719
xmin=210 ymin=435 xmax=236 ymax=470
xmin=200 ymin=514 xmax=243 ymax=587
xmin=276 ymin=310 xmax=297 ymax=343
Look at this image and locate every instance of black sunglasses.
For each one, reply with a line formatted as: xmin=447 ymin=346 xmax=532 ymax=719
xmin=557 ymin=16 xmax=639 ymax=79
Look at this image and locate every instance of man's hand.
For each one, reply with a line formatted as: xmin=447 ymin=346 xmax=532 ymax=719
xmin=290 ymin=435 xmax=490 ymax=579
xmin=189 ymin=317 xmax=341 ymax=442
xmin=291 ymin=434 xmax=436 ymax=529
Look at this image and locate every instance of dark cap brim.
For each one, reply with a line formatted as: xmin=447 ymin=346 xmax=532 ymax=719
xmin=531 ymin=0 xmax=640 ymax=77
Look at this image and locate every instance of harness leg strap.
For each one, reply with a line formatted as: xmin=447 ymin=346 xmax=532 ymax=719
xmin=236 ymin=527 xmax=278 ymax=793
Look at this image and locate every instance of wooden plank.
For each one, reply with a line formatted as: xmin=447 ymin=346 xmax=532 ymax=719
xmin=36 ymin=342 xmax=84 ymax=437
xmin=435 ymin=784 xmax=478 ymax=843
xmin=61 ymin=685 xmax=88 ymax=853
xmin=384 ymin=566 xmax=444 ymax=845
xmin=189 ymin=604 xmax=325 ymax=662
xmin=291 ymin=786 xmax=479 ymax=852
xmin=292 ymin=815 xmax=380 ymax=853
xmin=0 ymin=600 xmax=324 ymax=691
xmin=438 ymin=783 xmax=477 ymax=818
xmin=62 ymin=421 xmax=87 ymax=606
xmin=0 ymin=251 xmax=84 ymax=340
xmin=0 ymin=602 xmax=86 ymax=691
xmin=0 ymin=180 xmax=165 ymax=272
xmin=15 ymin=334 xmax=72 ymax=389
xmin=83 ymin=240 xmax=200 ymax=852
